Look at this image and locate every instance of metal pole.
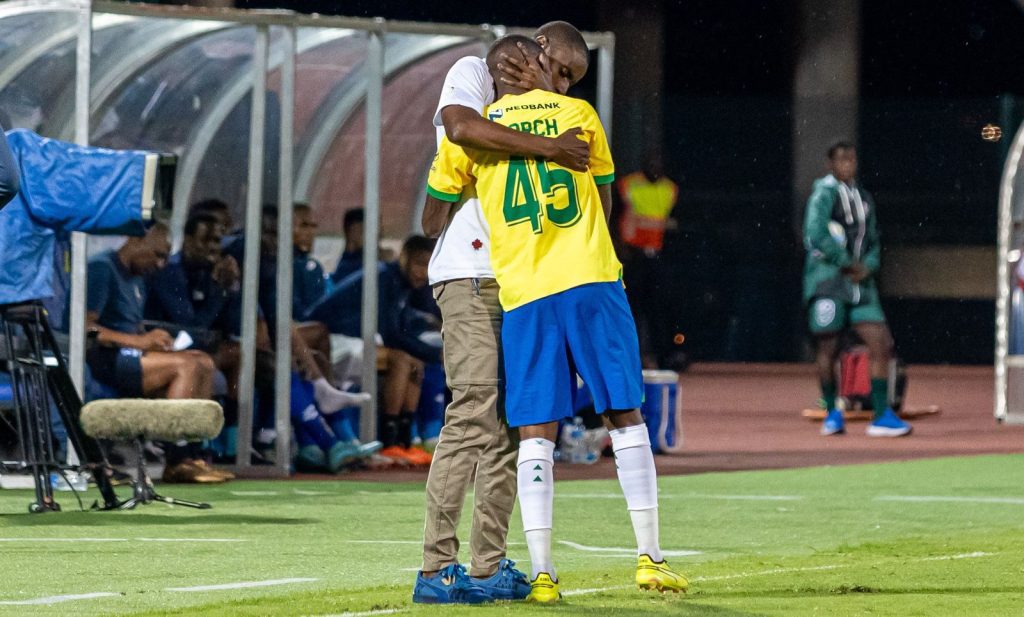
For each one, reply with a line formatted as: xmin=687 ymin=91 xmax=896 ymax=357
xmin=274 ymin=25 xmax=296 ymax=474
xmin=994 ymin=119 xmax=1024 ymax=422
xmin=236 ymin=25 xmax=269 ymax=470
xmin=68 ymin=0 xmax=92 ymax=399
xmin=360 ymin=24 xmax=384 ymax=441
xmin=596 ymin=37 xmax=615 ymax=145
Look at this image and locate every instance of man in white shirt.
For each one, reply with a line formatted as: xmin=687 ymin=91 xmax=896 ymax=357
xmin=413 ymin=21 xmax=592 ymax=605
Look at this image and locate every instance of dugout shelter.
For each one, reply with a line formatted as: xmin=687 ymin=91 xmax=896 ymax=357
xmin=0 ymin=0 xmax=616 ymax=476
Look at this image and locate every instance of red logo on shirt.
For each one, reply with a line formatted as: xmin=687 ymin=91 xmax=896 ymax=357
xmin=471 ymin=239 xmax=483 ymax=250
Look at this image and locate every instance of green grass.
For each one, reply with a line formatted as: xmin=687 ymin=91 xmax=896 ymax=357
xmin=1 ymin=454 xmax=1023 ymax=616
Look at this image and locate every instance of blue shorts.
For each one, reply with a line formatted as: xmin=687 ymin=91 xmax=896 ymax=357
xmin=86 ymin=346 xmax=144 ymax=397
xmin=501 ymin=282 xmax=643 ymax=428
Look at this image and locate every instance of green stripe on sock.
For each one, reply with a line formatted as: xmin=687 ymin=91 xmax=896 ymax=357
xmin=822 ymin=381 xmax=837 ymax=411
xmin=871 ymin=378 xmax=889 ymax=420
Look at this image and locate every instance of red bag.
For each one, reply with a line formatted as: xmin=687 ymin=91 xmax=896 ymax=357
xmin=839 ymin=347 xmax=872 ymax=410
xmin=839 ymin=346 xmax=908 ymax=411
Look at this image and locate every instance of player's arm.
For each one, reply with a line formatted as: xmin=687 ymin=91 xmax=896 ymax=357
xmin=421 ymin=195 xmax=452 ymax=238
xmin=441 ymin=106 xmax=588 ymax=172
xmin=598 ymin=182 xmax=613 ymax=224
xmin=860 ymin=193 xmax=881 ymax=277
xmin=803 ymin=189 xmax=853 ymax=268
xmin=580 ymin=101 xmax=617 ymax=223
xmin=422 ymin=139 xmax=473 ymax=238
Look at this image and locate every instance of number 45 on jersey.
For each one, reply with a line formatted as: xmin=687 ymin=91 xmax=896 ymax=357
xmin=503 ymin=156 xmax=582 ymax=234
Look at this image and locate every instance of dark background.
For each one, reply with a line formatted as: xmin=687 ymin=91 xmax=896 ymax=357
xmin=194 ymin=0 xmax=1024 ymax=364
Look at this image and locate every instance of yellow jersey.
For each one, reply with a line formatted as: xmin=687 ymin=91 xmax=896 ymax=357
xmin=427 ymin=89 xmax=619 ymax=310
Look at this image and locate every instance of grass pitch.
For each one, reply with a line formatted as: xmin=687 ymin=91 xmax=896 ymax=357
xmin=0 ymin=454 xmax=1022 ymax=616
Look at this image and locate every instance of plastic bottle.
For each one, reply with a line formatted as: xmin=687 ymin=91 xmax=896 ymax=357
xmin=567 ymin=417 xmax=587 ymax=464
xmin=50 ymin=470 xmax=89 ymax=492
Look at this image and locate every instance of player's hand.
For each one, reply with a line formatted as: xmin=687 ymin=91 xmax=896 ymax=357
xmin=844 ymin=262 xmax=870 ymax=283
xmin=545 ymin=127 xmax=590 ymax=172
xmin=142 ymin=328 xmax=174 ymax=351
xmin=497 ymin=41 xmax=554 ymax=92
xmin=212 ymin=255 xmax=241 ymax=290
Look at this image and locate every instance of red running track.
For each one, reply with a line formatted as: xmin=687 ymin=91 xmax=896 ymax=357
xmin=335 ymin=363 xmax=1024 ymax=483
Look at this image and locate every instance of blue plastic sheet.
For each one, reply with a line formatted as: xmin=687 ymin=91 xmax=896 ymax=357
xmin=0 ymin=130 xmax=151 ymax=304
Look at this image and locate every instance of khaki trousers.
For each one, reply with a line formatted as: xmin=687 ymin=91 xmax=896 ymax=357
xmin=421 ymin=277 xmax=518 ymax=577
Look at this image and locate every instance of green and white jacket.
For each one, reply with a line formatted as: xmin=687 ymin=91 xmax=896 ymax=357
xmin=802 ymin=174 xmax=881 ymax=305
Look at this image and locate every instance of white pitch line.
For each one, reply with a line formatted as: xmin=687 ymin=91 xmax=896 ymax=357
xmin=315 ymin=610 xmax=404 ymax=617
xmin=562 ymin=584 xmax=632 ymax=596
xmin=0 ymin=537 xmax=243 ymax=543
xmin=558 ymin=540 xmax=701 ymax=557
xmin=689 ymin=494 xmax=804 ymax=501
xmin=0 ymin=592 xmax=119 ymax=605
xmin=0 ymin=538 xmax=127 ymax=542
xmin=920 ymin=551 xmax=992 ymax=561
xmin=876 ymin=495 xmax=1024 ymax=505
xmin=294 ymin=489 xmax=334 ymax=496
xmin=136 ymin=538 xmax=246 ymax=543
xmin=556 ymin=493 xmax=803 ymax=501
xmin=693 ymin=564 xmax=844 ymax=582
xmin=166 ymin=578 xmax=318 ymax=592
xmin=345 ymin=540 xmax=421 ymax=545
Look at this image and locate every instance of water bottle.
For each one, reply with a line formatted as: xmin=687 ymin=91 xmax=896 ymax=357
xmin=567 ymin=417 xmax=587 ymax=464
xmin=50 ymin=470 xmax=89 ymax=492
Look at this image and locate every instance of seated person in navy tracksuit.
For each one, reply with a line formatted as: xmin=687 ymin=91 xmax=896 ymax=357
xmin=292 ymin=203 xmax=328 ymax=320
xmin=85 ymin=222 xmax=227 ymax=484
xmin=330 ymin=208 xmax=366 ymax=285
xmin=305 ymin=235 xmax=441 ymax=466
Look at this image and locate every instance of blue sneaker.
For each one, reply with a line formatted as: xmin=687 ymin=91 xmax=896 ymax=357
xmin=473 ymin=558 xmax=531 ymax=600
xmin=866 ymin=408 xmax=912 ymax=437
xmin=821 ymin=409 xmax=845 ymax=436
xmin=413 ymin=563 xmax=494 ymax=604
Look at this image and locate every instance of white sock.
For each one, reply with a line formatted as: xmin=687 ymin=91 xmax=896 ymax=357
xmin=518 ymin=438 xmax=556 ymax=580
xmin=313 ymin=377 xmax=372 ymax=414
xmin=610 ymin=424 xmax=663 ymax=561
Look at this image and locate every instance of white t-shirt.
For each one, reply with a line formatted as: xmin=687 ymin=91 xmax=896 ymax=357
xmin=427 ymin=56 xmax=496 ymax=285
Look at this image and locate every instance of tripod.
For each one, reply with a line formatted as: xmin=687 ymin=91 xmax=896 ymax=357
xmin=0 ymin=302 xmax=121 ymax=512
xmin=117 ymin=438 xmax=210 ymax=510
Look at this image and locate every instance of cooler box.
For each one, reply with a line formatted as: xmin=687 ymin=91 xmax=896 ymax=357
xmin=641 ymin=370 xmax=684 ymax=454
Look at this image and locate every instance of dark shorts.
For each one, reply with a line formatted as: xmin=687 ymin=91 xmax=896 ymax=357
xmin=86 ymin=346 xmax=144 ymax=396
xmin=808 ymin=288 xmax=886 ymax=335
xmin=501 ymin=282 xmax=644 ymax=428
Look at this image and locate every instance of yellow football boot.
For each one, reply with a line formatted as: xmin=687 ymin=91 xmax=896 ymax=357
xmin=636 ymin=555 xmax=689 ymax=593
xmin=526 ymin=572 xmax=561 ymax=603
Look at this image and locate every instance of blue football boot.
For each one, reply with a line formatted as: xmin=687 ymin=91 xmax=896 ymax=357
xmin=472 ymin=558 xmax=531 ymax=601
xmin=413 ymin=563 xmax=494 ymax=604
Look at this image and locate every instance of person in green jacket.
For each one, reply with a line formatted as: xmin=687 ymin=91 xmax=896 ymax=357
xmin=803 ymin=142 xmax=911 ymax=438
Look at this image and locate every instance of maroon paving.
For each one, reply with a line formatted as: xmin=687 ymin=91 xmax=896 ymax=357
xmin=331 ymin=363 xmax=1024 ymax=483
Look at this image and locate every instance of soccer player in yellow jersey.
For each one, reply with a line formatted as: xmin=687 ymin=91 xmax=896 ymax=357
xmin=423 ymin=34 xmax=688 ymax=602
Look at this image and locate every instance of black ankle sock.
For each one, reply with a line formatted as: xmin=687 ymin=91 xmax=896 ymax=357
xmin=399 ymin=412 xmax=414 ymax=448
xmin=381 ymin=416 xmax=400 ymax=448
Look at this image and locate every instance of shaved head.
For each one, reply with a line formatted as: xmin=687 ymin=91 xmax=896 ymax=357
xmin=535 ymin=21 xmax=588 ymax=57
xmin=534 ymin=21 xmax=589 ymax=87
xmin=486 ymin=34 xmax=543 ymax=72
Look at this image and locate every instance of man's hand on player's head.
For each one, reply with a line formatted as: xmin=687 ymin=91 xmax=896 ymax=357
xmin=544 ymin=127 xmax=589 ymax=172
xmin=497 ymin=41 xmax=555 ymax=92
